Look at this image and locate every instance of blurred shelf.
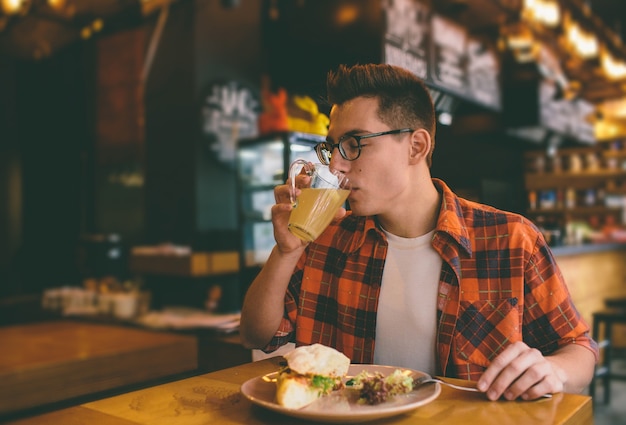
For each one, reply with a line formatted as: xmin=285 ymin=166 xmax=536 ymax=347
xmin=129 ymin=251 xmax=239 ymax=277
xmin=527 ymin=206 xmax=623 ymax=216
xmin=525 ymin=170 xmax=626 ymax=190
xmin=602 ymin=151 xmax=626 ymax=159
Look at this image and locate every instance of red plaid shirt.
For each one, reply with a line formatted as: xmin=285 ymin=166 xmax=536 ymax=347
xmin=264 ymin=179 xmax=598 ymax=380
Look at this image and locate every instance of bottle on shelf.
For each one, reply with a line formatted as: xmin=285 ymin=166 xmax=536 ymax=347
xmin=565 ymin=187 xmax=576 ymax=209
xmin=528 ymin=190 xmax=537 ymax=210
xmin=569 ymin=154 xmax=583 ymax=173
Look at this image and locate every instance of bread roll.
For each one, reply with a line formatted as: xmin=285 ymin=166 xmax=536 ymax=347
xmin=275 ymin=344 xmax=350 ymax=409
xmin=282 ymin=343 xmax=350 ymax=377
xmin=275 ymin=372 xmax=324 ymax=409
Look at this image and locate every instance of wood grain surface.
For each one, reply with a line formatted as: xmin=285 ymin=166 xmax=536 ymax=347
xmin=3 ymin=356 xmax=592 ymax=425
xmin=0 ymin=320 xmax=198 ymax=416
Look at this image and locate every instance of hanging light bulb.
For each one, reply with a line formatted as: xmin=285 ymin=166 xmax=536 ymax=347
xmin=92 ymin=18 xmax=103 ymax=33
xmin=565 ymin=16 xmax=598 ymax=59
xmin=47 ymin=0 xmax=65 ymax=11
xmin=81 ymin=26 xmax=92 ymax=39
xmin=1 ymin=0 xmax=29 ymax=15
xmin=523 ymin=0 xmax=560 ymax=27
xmin=601 ymin=48 xmax=626 ymax=80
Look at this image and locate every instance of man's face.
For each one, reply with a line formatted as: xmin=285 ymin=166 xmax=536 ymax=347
xmin=327 ymin=96 xmax=414 ymax=217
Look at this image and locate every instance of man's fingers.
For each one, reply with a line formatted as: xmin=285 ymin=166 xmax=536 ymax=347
xmin=479 ymin=342 xmax=543 ymax=400
xmin=478 ymin=341 xmax=562 ymax=401
xmin=274 ymin=184 xmax=295 ymax=204
xmin=478 ymin=342 xmax=527 ymax=390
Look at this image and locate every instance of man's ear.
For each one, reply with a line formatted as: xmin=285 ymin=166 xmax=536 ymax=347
xmin=408 ymin=129 xmax=432 ymax=164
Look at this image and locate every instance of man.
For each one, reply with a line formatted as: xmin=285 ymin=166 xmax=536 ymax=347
xmin=240 ymin=63 xmax=598 ymax=401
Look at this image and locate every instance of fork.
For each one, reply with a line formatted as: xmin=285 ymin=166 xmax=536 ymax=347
xmin=414 ymin=376 xmax=481 ymax=393
xmin=414 ymin=376 xmax=553 ymax=399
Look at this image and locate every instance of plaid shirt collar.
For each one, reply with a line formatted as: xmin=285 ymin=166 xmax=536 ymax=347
xmin=342 ymin=178 xmax=472 ymax=257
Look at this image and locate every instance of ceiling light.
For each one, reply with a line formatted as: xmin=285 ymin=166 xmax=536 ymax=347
xmin=80 ymin=26 xmax=92 ymax=39
xmin=47 ymin=0 xmax=65 ymax=11
xmin=595 ymin=119 xmax=622 ymax=140
xmin=523 ymin=0 xmax=560 ymax=27
xmin=500 ymin=23 xmax=539 ymax=62
xmin=600 ymin=98 xmax=626 ymax=119
xmin=438 ymin=112 xmax=453 ymax=126
xmin=564 ymin=14 xmax=598 ymax=59
xmin=92 ymin=18 xmax=103 ymax=32
xmin=1 ymin=0 xmax=29 ymax=15
xmin=502 ymin=23 xmax=534 ymax=49
xmin=567 ymin=25 xmax=598 ymax=58
xmin=334 ymin=4 xmax=359 ymax=27
xmin=601 ymin=49 xmax=626 ymax=80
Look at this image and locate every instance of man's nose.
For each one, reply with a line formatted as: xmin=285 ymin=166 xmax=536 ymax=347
xmin=329 ymin=151 xmax=349 ymax=174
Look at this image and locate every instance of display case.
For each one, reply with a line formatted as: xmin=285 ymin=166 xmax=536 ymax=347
xmin=237 ymin=132 xmax=323 ymax=287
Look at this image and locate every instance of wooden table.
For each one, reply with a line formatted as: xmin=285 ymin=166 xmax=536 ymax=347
xmin=0 ymin=320 xmax=198 ymax=417
xmin=4 ymin=356 xmax=593 ymax=425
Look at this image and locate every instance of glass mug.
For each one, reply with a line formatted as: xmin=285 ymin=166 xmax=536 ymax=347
xmin=287 ymin=159 xmax=351 ymax=242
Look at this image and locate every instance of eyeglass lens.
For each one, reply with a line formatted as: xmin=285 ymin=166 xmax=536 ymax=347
xmin=316 ymin=137 xmax=360 ymax=165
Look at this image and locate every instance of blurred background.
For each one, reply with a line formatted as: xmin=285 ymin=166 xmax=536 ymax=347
xmin=2 ymin=0 xmax=626 ymax=318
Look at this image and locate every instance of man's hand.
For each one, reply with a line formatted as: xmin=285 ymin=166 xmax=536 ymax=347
xmin=476 ymin=341 xmax=566 ymax=401
xmin=272 ymin=175 xmax=311 ymax=254
xmin=272 ymin=171 xmax=347 ymax=254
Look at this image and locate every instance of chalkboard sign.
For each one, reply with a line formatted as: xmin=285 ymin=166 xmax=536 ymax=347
xmin=429 ymin=15 xmax=466 ymax=95
xmin=383 ymin=1 xmax=501 ymax=111
xmin=383 ymin=0 xmax=429 ymax=79
xmin=466 ymin=39 xmax=501 ymax=110
xmin=200 ymin=79 xmax=260 ymax=166
xmin=539 ymin=81 xmax=595 ymax=143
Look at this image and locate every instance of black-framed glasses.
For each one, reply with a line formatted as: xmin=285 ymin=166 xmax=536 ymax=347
xmin=315 ymin=128 xmax=414 ymax=165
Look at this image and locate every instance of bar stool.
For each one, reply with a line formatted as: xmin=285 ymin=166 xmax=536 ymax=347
xmin=590 ymin=307 xmax=626 ymax=404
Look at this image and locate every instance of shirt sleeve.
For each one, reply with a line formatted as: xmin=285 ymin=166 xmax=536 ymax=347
xmin=260 ymin=251 xmax=306 ymax=354
xmin=522 ymin=232 xmax=599 ymax=361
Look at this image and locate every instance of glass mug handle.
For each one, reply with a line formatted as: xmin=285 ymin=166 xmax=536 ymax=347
xmin=289 ymin=159 xmax=314 ymax=206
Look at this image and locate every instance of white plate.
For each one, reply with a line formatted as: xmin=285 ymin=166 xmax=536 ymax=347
xmin=240 ymin=364 xmax=441 ymax=424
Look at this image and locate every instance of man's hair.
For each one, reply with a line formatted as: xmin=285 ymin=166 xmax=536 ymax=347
xmin=326 ymin=63 xmax=436 ymax=166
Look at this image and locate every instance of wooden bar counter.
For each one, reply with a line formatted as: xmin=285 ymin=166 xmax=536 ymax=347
xmin=4 ymin=356 xmax=592 ymax=425
xmin=0 ymin=320 xmax=198 ymax=417
xmin=552 ymin=243 xmax=626 ymax=345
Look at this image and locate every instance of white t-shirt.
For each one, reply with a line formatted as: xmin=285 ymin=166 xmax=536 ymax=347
xmin=373 ymin=229 xmax=441 ymax=374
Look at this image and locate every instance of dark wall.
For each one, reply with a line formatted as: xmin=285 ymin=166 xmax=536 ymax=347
xmin=2 ymin=43 xmax=92 ymax=294
xmin=143 ymin=1 xmax=196 ymax=245
xmin=142 ymin=0 xmax=264 ymax=249
xmin=262 ymin=0 xmax=383 ymax=104
xmin=193 ymin=0 xmax=264 ymax=248
xmin=0 ymin=55 xmax=20 ymax=295
xmin=431 ymin=114 xmax=527 ymax=215
xmin=92 ymin=26 xmax=145 ymax=246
